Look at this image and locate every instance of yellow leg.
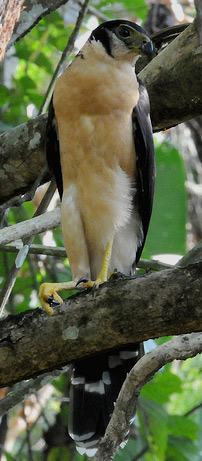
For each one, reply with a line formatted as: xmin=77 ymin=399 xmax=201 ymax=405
xmin=83 ymin=239 xmax=113 ymax=289
xmin=39 ymin=239 xmax=114 ymax=314
xmin=39 ymin=281 xmax=77 ymax=315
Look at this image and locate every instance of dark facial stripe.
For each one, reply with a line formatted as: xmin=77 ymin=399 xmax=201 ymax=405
xmin=90 ymin=27 xmax=113 ymax=57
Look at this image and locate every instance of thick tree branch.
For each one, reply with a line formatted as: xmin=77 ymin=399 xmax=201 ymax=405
xmin=0 ymin=262 xmax=201 ymax=387
xmin=1 ymin=22 xmax=201 ymax=203
xmin=194 ymin=0 xmax=202 ymax=45
xmin=0 ymin=0 xmax=25 ymax=61
xmin=94 ymin=333 xmax=202 ymax=461
xmin=140 ymin=21 xmax=202 ymax=130
xmin=0 ymin=114 xmax=47 ymax=204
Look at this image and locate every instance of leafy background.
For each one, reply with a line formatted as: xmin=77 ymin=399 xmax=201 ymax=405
xmin=0 ymin=0 xmax=201 ymax=460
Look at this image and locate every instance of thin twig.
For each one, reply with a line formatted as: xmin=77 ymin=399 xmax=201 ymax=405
xmin=1 ymin=241 xmax=202 ymax=271
xmin=176 ymin=240 xmax=202 ymax=267
xmin=0 ymin=207 xmax=60 ymax=246
xmin=39 ymin=0 xmax=90 ymax=115
xmin=138 ymin=258 xmax=172 ymax=271
xmin=93 ymin=333 xmax=202 ymax=461
xmin=23 ymin=403 xmax=34 ymax=461
xmin=132 ymin=445 xmax=149 ymax=461
xmin=184 ymin=401 xmax=202 ymax=417
xmin=0 ymin=244 xmax=65 ymax=257
xmin=0 ymin=180 xmax=56 ymax=317
xmin=78 ymin=1 xmax=108 ymax=21
xmin=0 ymin=367 xmax=69 ymax=417
xmin=0 ymin=244 xmax=173 ymax=271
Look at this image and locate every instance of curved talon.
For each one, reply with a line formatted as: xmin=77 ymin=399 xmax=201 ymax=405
xmin=76 ymin=277 xmax=90 ymax=287
xmin=83 ymin=278 xmax=104 ymax=289
xmin=76 ymin=278 xmax=103 ymax=289
xmin=83 ymin=280 xmax=96 ymax=289
xmin=39 ymin=283 xmax=63 ymax=316
xmin=48 ymin=294 xmax=61 ymax=306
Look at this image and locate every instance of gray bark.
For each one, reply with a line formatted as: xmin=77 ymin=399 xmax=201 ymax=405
xmin=0 ymin=261 xmax=201 ymax=387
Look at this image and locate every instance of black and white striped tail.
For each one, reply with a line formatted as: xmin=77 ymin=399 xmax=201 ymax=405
xmin=68 ymin=343 xmax=144 ymax=457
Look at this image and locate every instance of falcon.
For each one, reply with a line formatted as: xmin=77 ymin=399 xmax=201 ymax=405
xmin=39 ymin=20 xmax=155 ymax=457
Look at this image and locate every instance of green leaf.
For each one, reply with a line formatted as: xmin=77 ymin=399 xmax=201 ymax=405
xmin=141 ymin=370 xmax=182 ymax=404
xmin=123 ymin=0 xmax=149 ymax=20
xmin=15 ymin=41 xmax=31 ymax=59
xmin=143 ymin=141 xmax=187 ymax=258
xmin=114 ymin=438 xmax=147 ymax=460
xmin=0 ymin=85 xmax=9 ymax=105
xmin=18 ymin=75 xmax=37 ymax=90
xmin=166 ymin=435 xmax=198 ymax=461
xmin=35 ymin=53 xmax=53 ymax=73
xmin=168 ymin=415 xmax=199 ymax=441
xmin=48 ymin=446 xmax=71 ymax=461
xmin=140 ymin=397 xmax=168 ymax=459
xmin=26 ymin=89 xmax=44 ymax=107
xmin=3 ymin=452 xmax=15 ymax=461
xmin=52 ymin=373 xmax=70 ymax=393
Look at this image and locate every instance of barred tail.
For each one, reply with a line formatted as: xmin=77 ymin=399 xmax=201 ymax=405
xmin=68 ymin=343 xmax=144 ymax=457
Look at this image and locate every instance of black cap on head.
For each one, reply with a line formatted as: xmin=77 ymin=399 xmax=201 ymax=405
xmin=90 ymin=20 xmax=151 ymax=57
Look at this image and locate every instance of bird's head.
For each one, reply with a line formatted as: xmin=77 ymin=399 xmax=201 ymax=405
xmin=89 ymin=20 xmax=153 ymax=62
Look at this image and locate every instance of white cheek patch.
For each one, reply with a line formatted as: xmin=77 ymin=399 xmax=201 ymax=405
xmin=107 ymin=30 xmax=130 ymax=58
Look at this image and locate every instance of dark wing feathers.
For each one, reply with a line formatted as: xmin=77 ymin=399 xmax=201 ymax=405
xmin=133 ymin=78 xmax=156 ymax=264
xmin=46 ymin=96 xmax=63 ymax=199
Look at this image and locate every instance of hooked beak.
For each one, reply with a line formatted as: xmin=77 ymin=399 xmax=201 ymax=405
xmin=139 ymin=39 xmax=153 ymax=57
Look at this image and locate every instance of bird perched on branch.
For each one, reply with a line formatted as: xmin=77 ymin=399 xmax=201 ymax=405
xmin=39 ymin=20 xmax=155 ymax=457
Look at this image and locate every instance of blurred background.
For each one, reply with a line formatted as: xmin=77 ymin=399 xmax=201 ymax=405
xmin=0 ymin=1 xmax=202 ymax=460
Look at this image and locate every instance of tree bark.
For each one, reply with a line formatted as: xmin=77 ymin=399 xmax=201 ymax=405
xmin=0 ymin=0 xmax=25 ymax=61
xmin=0 ymin=22 xmax=202 ymax=204
xmin=140 ymin=21 xmax=202 ymax=131
xmin=0 ymin=114 xmax=48 ymax=204
xmin=6 ymin=0 xmax=69 ymax=49
xmin=0 ymin=262 xmax=201 ymax=388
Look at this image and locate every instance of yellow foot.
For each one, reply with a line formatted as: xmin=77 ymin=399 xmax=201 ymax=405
xmin=83 ymin=277 xmax=107 ymax=290
xmin=39 ymin=281 xmax=77 ymax=315
xmin=83 ymin=240 xmax=113 ymax=290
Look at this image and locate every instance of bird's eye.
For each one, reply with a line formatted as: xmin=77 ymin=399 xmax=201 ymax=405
xmin=118 ymin=27 xmax=131 ymax=38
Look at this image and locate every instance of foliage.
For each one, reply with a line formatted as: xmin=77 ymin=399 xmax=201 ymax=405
xmin=0 ymin=1 xmax=200 ymax=461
